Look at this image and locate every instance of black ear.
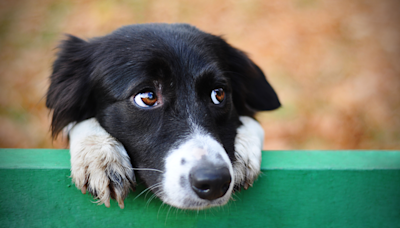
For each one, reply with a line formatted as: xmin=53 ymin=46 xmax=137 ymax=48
xmin=223 ymin=46 xmax=281 ymax=116
xmin=46 ymin=35 xmax=96 ymax=138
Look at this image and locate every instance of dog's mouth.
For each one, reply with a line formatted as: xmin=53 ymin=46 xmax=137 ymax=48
xmin=159 ymin=133 xmax=234 ymax=209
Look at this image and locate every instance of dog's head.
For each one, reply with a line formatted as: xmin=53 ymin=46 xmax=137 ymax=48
xmin=47 ymin=23 xmax=280 ymax=209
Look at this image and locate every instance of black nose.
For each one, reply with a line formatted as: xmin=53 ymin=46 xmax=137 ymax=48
xmin=189 ymin=164 xmax=231 ymax=201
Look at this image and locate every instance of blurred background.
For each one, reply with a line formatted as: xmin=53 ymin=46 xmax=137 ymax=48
xmin=0 ymin=0 xmax=399 ymax=150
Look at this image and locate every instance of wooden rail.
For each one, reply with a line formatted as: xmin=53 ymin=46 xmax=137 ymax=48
xmin=0 ymin=149 xmax=399 ymax=228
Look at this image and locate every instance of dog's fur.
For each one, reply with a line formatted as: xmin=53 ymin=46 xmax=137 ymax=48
xmin=46 ymin=23 xmax=280 ymax=209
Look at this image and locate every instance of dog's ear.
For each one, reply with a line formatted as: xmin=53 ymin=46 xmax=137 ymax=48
xmin=46 ymin=35 xmax=96 ymax=138
xmin=223 ymin=46 xmax=281 ymax=116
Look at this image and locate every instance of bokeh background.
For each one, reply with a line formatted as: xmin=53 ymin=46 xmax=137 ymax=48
xmin=0 ymin=0 xmax=399 ymax=150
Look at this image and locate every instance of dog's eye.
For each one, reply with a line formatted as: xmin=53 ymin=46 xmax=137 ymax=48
xmin=134 ymin=91 xmax=158 ymax=107
xmin=211 ymin=88 xmax=225 ymax=105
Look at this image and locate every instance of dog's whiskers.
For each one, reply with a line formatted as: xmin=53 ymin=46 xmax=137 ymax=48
xmin=157 ymin=198 xmax=167 ymax=219
xmin=144 ymin=183 xmax=162 ymax=199
xmin=130 ymin=167 xmax=164 ymax=173
xmin=165 ymin=204 xmax=174 ymax=225
xmin=146 ymin=190 xmax=160 ymax=207
xmin=134 ymin=183 xmax=162 ymax=200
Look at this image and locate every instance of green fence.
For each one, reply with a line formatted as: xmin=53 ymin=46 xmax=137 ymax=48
xmin=0 ymin=149 xmax=399 ymax=228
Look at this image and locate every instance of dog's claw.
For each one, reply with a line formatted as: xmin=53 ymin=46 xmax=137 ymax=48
xmin=81 ymin=185 xmax=87 ymax=194
xmin=118 ymin=201 xmax=125 ymax=209
xmin=104 ymin=198 xmax=110 ymax=208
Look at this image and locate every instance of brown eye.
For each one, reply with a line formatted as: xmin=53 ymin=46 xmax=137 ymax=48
xmin=211 ymin=88 xmax=225 ymax=105
xmin=134 ymin=91 xmax=158 ymax=107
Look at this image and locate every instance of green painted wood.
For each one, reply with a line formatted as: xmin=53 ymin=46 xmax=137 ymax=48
xmin=0 ymin=149 xmax=399 ymax=228
xmin=0 ymin=149 xmax=70 ymax=169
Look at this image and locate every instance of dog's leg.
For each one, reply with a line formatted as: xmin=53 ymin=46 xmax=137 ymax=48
xmin=67 ymin=118 xmax=136 ymax=209
xmin=233 ymin=116 xmax=264 ymax=190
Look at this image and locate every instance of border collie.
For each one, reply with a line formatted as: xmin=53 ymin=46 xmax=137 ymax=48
xmin=46 ymin=23 xmax=280 ymax=210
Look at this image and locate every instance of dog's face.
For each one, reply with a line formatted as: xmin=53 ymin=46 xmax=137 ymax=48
xmin=46 ymin=24 xmax=280 ymax=209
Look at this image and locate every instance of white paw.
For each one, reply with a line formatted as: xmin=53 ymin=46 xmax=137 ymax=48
xmin=68 ymin=118 xmax=136 ymax=209
xmin=233 ymin=116 xmax=264 ymax=190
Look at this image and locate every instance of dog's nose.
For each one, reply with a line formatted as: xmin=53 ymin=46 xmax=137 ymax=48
xmin=189 ymin=164 xmax=231 ymax=201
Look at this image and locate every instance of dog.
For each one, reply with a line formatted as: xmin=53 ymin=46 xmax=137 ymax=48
xmin=46 ymin=23 xmax=280 ymax=210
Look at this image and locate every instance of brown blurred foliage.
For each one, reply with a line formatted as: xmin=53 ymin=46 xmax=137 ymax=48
xmin=0 ymin=0 xmax=399 ymax=149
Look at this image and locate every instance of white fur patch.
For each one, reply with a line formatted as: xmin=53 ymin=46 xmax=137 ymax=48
xmin=68 ymin=118 xmax=134 ymax=209
xmin=233 ymin=116 xmax=264 ymax=189
xmin=162 ymin=132 xmax=234 ymax=209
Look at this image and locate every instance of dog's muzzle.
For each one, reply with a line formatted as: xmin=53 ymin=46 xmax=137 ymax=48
xmin=162 ymin=133 xmax=234 ymax=209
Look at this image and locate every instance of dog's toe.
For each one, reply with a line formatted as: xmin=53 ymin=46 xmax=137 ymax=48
xmin=108 ymin=169 xmax=136 ymax=208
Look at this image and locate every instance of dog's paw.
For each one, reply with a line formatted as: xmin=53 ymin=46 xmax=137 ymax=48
xmin=68 ymin=118 xmax=136 ymax=209
xmin=233 ymin=116 xmax=264 ymax=191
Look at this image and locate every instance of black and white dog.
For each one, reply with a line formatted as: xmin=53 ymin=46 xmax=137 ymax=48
xmin=46 ymin=23 xmax=280 ymax=210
